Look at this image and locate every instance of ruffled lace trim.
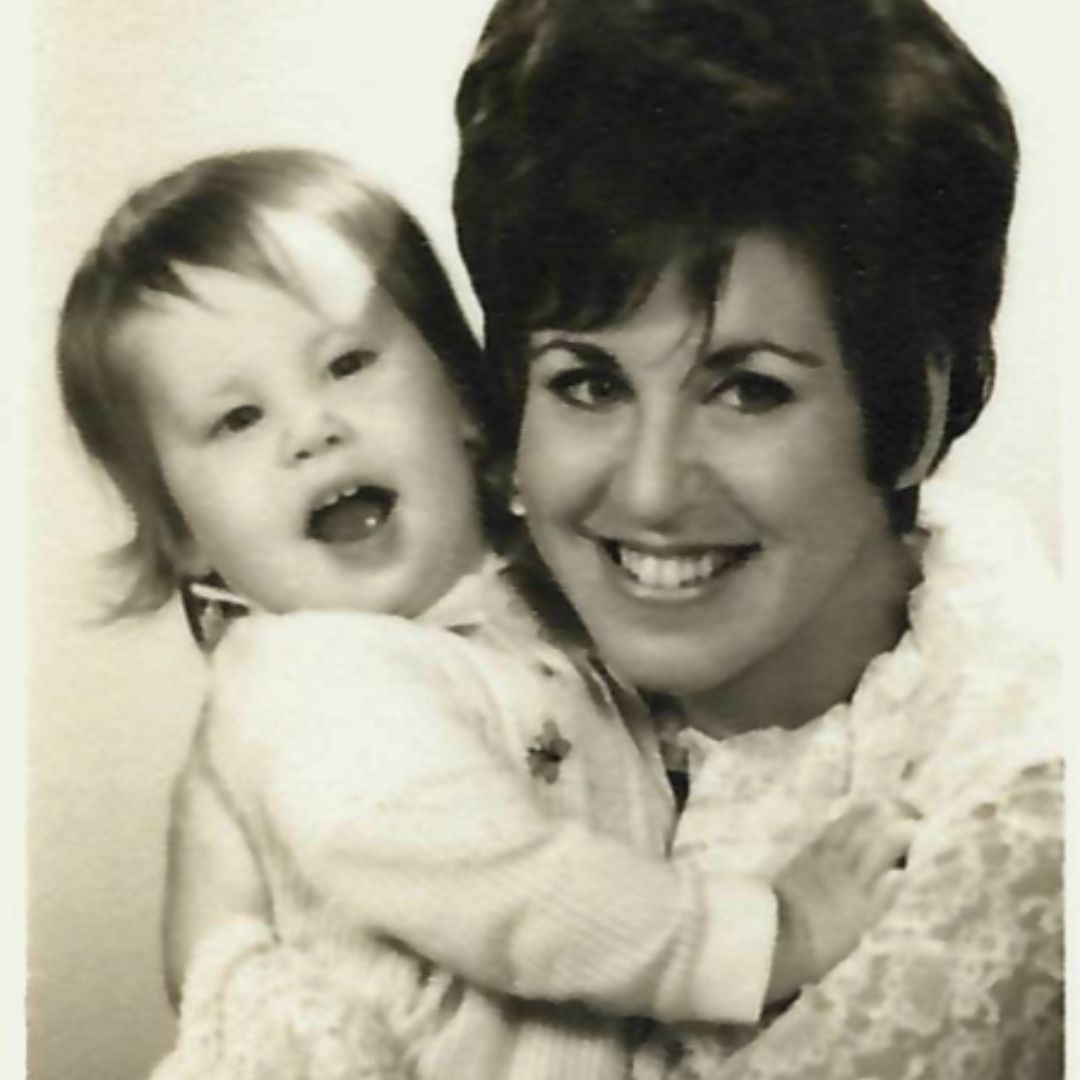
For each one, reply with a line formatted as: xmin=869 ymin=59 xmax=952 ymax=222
xmin=678 ymin=477 xmax=1060 ymax=820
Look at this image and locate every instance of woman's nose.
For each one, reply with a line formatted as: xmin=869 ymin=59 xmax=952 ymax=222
xmin=281 ymin=402 xmax=352 ymax=465
xmin=613 ymin=415 xmax=704 ymax=527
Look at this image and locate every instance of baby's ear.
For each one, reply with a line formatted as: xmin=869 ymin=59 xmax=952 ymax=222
xmin=895 ymin=351 xmax=951 ymax=491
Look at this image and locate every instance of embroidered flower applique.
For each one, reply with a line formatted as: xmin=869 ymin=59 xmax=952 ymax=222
xmin=527 ymin=719 xmax=572 ymax=783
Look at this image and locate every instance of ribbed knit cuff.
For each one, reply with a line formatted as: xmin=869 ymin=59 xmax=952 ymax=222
xmin=684 ymin=875 xmax=778 ymax=1025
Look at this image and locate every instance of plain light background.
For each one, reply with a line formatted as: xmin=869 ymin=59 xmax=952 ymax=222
xmin=27 ymin=2 xmax=1066 ymax=1079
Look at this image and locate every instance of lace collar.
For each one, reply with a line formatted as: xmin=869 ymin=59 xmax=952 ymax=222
xmin=675 ymin=476 xmax=1059 ymax=804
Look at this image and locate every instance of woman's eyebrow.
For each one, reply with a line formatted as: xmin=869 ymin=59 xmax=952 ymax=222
xmin=702 ymin=339 xmax=826 ymax=369
xmin=526 ymin=338 xmax=618 ymax=367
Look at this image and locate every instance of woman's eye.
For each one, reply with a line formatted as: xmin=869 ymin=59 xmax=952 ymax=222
xmin=213 ymin=404 xmax=262 ymax=437
xmin=547 ymin=369 xmax=628 ymax=410
xmin=329 ymin=348 xmax=376 ymax=380
xmin=710 ymin=372 xmax=793 ymax=414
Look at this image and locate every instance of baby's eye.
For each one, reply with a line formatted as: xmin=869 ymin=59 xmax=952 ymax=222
xmin=328 ymin=348 xmax=377 ymax=380
xmin=709 ymin=372 xmax=793 ymax=414
xmin=213 ymin=404 xmax=262 ymax=437
xmin=547 ymin=368 xmax=629 ymax=411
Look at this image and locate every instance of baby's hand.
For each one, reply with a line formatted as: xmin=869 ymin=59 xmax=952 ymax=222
xmin=766 ymin=799 xmax=916 ymax=1004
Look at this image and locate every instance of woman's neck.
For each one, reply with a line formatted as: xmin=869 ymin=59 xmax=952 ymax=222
xmin=678 ymin=531 xmax=919 ymax=740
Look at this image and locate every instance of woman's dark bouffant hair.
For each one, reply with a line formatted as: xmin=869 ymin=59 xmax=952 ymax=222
xmin=454 ymin=0 xmax=1019 ymax=533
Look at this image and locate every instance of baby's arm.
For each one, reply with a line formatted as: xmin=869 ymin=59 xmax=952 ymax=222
xmin=205 ymin=614 xmax=897 ymax=1028
xmin=164 ymin=720 xmax=270 ymax=1007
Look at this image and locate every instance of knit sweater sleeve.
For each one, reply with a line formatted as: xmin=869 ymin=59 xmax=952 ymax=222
xmin=671 ymin=760 xmax=1063 ymax=1080
xmin=206 ymin=612 xmax=777 ymax=1026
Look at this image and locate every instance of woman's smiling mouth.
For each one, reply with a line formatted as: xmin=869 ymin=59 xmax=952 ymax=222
xmin=600 ymin=539 xmax=761 ymax=596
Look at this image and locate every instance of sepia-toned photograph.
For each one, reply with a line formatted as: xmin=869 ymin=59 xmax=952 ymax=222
xmin=27 ymin=2 xmax=1066 ymax=1078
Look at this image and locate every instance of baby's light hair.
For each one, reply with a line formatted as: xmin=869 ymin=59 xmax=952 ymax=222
xmin=58 ymin=148 xmax=508 ymax=616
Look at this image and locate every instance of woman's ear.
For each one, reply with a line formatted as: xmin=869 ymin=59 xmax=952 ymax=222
xmin=456 ymin=404 xmax=485 ymax=453
xmin=895 ymin=351 xmax=951 ymax=491
xmin=463 ymin=416 xmax=484 ymax=451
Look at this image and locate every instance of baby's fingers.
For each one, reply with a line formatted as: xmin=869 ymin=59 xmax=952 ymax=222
xmin=854 ymin=816 xmax=916 ymax=884
xmin=823 ymin=799 xmax=917 ymax=879
xmin=869 ymin=867 xmax=906 ymax=921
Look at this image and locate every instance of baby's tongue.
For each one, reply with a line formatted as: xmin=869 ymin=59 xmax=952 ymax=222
xmin=309 ymin=488 xmax=395 ymax=544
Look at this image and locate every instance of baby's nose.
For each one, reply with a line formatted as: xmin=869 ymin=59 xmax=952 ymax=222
xmin=282 ymin=405 xmax=351 ymax=464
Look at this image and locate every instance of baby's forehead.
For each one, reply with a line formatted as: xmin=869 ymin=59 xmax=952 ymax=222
xmin=256 ymin=210 xmax=381 ymax=326
xmin=164 ymin=212 xmax=382 ymax=328
xmin=127 ymin=227 xmax=388 ymax=342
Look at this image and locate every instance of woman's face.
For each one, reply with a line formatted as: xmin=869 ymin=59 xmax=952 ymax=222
xmin=516 ymin=231 xmax=909 ymax=723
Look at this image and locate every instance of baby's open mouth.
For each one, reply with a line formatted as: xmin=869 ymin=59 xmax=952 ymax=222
xmin=307 ymin=485 xmax=397 ymax=544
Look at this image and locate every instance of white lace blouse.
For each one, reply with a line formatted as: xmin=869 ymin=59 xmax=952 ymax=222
xmin=636 ymin=478 xmax=1063 ymax=1080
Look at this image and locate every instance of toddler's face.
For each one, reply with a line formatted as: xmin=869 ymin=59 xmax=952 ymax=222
xmin=120 ymin=212 xmax=486 ymax=616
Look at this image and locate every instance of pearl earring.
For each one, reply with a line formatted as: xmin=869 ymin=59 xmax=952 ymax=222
xmin=509 ymin=478 xmax=526 ymax=517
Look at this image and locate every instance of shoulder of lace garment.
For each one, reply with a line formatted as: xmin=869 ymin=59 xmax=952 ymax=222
xmin=881 ymin=478 xmax=1061 ymax=811
xmin=668 ymin=761 xmax=1063 ymax=1080
xmin=668 ymin=473 xmax=1062 ymax=873
xmin=797 ymin=476 xmax=1063 ymax=810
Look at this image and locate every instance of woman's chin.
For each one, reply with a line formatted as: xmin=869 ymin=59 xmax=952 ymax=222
xmin=592 ymin=631 xmax=748 ymax=701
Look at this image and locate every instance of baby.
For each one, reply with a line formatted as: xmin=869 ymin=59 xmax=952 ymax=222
xmin=58 ymin=148 xmax=911 ymax=1080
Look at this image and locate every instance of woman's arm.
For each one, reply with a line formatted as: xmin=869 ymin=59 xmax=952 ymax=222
xmin=689 ymin=761 xmax=1063 ymax=1080
xmin=161 ymin=719 xmax=412 ymax=1080
xmin=164 ymin=722 xmax=271 ymax=1008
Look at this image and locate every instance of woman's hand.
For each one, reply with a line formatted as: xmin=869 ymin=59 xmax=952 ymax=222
xmin=766 ymin=799 xmax=916 ymax=1004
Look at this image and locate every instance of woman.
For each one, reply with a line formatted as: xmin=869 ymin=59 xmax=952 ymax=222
xmin=452 ymin=0 xmax=1062 ymax=1076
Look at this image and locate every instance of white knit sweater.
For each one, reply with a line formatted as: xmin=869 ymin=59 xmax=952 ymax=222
xmin=153 ymin=559 xmax=778 ymax=1080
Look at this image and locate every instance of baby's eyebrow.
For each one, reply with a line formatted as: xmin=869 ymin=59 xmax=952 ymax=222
xmin=192 ymin=373 xmax=251 ymax=403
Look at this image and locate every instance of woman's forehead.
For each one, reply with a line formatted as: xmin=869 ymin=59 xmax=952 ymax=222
xmin=528 ymin=232 xmax=838 ymax=361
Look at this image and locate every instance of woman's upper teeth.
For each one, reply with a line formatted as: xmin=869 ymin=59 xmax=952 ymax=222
xmin=614 ymin=543 xmax=752 ymax=588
